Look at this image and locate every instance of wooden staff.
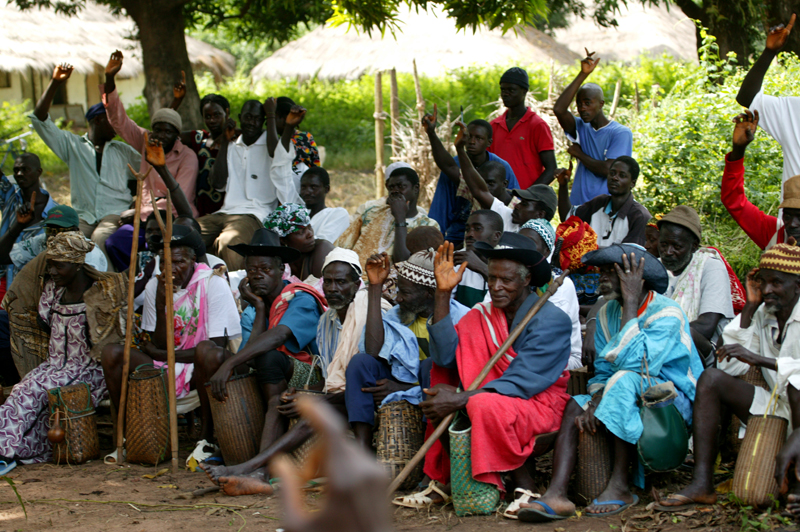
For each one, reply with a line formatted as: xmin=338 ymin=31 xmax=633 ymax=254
xmin=115 ymin=164 xmax=147 ymax=463
xmin=149 ymin=192 xmax=180 ymax=474
xmin=387 ymin=270 xmax=570 ymax=495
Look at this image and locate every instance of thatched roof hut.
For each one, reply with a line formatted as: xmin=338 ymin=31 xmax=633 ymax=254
xmin=251 ymin=7 xmax=580 ymax=82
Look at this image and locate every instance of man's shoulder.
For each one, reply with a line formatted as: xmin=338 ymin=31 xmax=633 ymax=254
xmin=107 ymin=139 xmax=139 ymax=154
xmin=579 ymin=195 xmax=611 ymax=214
xmin=627 ymin=196 xmax=651 ymax=219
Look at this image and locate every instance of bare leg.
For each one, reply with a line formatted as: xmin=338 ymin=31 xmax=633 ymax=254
xmin=100 ymin=344 xmax=154 ymax=411
xmin=780 ymin=385 xmax=800 ymax=518
xmin=193 ymin=341 xmax=227 ymax=441
xmin=352 ymin=422 xmax=372 ymax=449
xmin=585 ymin=436 xmax=634 ymax=514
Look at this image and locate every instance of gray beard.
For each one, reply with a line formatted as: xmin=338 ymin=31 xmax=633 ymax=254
xmin=398 ymin=307 xmax=418 ymax=325
xmin=764 ymin=302 xmax=781 ymax=315
xmin=601 ymin=291 xmax=622 ymax=302
xmin=328 ymin=300 xmax=350 ymax=311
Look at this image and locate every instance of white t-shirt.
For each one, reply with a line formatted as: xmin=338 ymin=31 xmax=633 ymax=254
xmin=134 ymin=253 xmax=226 ymax=309
xmin=490 ymin=197 xmax=519 ymax=233
xmin=310 ymin=207 xmax=350 ymax=243
xmin=750 ymin=90 xmax=800 ymax=194
xmin=141 ymin=273 xmax=242 ymax=340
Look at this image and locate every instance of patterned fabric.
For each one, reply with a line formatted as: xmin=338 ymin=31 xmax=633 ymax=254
xmin=760 ymin=243 xmax=800 ymax=275
xmin=0 ymin=280 xmax=107 ymax=463
xmin=521 ymin=218 xmax=555 ymax=253
xmin=187 ymin=130 xmax=224 ymax=216
xmin=264 ymin=203 xmax=312 ymax=237
xmin=291 ymin=131 xmax=320 ymax=171
xmin=555 ymin=215 xmax=598 ymax=273
xmin=46 ymin=231 xmax=94 ymax=264
xmin=667 ymin=247 xmax=744 ymax=320
xmin=395 ymin=249 xmax=436 ymax=289
xmin=269 ymin=283 xmax=328 ymax=364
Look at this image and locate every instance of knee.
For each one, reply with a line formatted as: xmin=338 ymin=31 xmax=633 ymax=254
xmin=697 ymin=367 xmax=727 ymax=394
xmin=101 ymin=344 xmax=124 ymax=371
xmin=195 ymin=340 xmax=224 ymax=368
xmin=345 ymin=353 xmax=378 ymax=382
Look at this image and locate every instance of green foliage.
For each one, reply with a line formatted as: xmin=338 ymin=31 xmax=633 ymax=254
xmin=2 ymin=476 xmax=26 ymax=518
xmin=0 ymin=101 xmax=68 ymax=178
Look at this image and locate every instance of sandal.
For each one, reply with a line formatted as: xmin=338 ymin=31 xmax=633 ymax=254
xmin=104 ymin=448 xmax=126 ymax=465
xmin=392 ymin=481 xmax=451 ymax=509
xmin=186 ymin=439 xmax=220 ymax=469
xmin=503 ymin=488 xmax=541 ymax=519
xmin=653 ymin=493 xmax=705 ymax=513
xmin=0 ymin=460 xmax=16 ymax=476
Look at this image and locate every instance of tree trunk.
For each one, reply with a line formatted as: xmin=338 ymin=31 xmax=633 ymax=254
xmin=121 ymin=0 xmax=203 ymax=130
xmin=673 ymin=0 xmax=753 ymax=61
xmin=764 ymin=0 xmax=800 ymax=59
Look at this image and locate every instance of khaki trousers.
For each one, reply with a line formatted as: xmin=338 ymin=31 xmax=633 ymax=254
xmin=197 ymin=212 xmax=263 ymax=271
xmin=79 ymin=214 xmax=121 ymax=266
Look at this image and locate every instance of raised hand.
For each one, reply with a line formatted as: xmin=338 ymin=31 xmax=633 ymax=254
xmin=263 ymin=97 xmax=277 ymax=117
xmin=434 ymin=241 xmax=466 ymax=292
xmin=387 ymin=191 xmax=408 ymax=221
xmin=766 ymin=14 xmax=796 ymax=53
xmin=286 ymin=105 xmax=307 ymax=127
xmin=144 ymin=132 xmax=166 ymax=167
xmin=581 ymin=47 xmax=600 ymax=75
xmin=365 ymin=252 xmax=390 ymax=286
xmin=421 ymin=103 xmax=438 ymax=135
xmin=453 ymin=120 xmax=467 ymax=149
xmin=614 ymin=252 xmax=645 ymax=304
xmin=105 ymin=50 xmax=123 ymax=77
xmin=744 ymin=267 xmax=762 ymax=306
xmin=732 ymin=110 xmax=759 ymax=150
xmin=16 ymin=190 xmax=36 ymax=226
xmin=173 ymin=70 xmax=186 ymax=101
xmin=52 ymin=63 xmax=74 ymax=83
xmin=555 ymin=159 xmax=574 ymax=186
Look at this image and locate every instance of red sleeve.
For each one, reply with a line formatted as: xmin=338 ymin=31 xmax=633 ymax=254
xmin=720 ymin=153 xmax=778 ymax=250
xmin=529 ymin=114 xmax=554 ymax=152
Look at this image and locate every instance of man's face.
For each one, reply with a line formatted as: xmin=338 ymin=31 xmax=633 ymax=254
xmin=239 ymin=102 xmax=266 ymax=141
xmin=511 ymin=198 xmax=545 ymax=225
xmin=386 ymin=174 xmax=418 ymax=205
xmin=321 ymin=262 xmax=359 ymax=311
xmin=145 ymin=219 xmax=162 ymax=246
xmin=245 ymin=255 xmax=283 ymax=297
xmin=13 ymin=156 xmax=41 ymax=189
xmin=480 ymin=168 xmax=508 ymax=199
xmin=466 ymin=125 xmax=491 ymax=157
xmin=395 ymin=276 xmax=431 ymax=318
xmin=90 ymin=113 xmax=116 ymax=141
xmin=151 ymin=122 xmax=179 ymax=153
xmin=607 ymin=161 xmax=634 ymax=197
xmin=487 ymin=258 xmax=530 ymax=309
xmin=46 ymin=259 xmax=80 ymax=287
xmin=576 ymin=88 xmax=603 ymax=123
xmin=464 ymin=214 xmax=501 ymax=252
xmin=159 ymin=246 xmax=195 ymax=288
xmin=283 ymin=225 xmax=316 ymax=254
xmin=645 ymin=226 xmax=660 ymax=258
xmin=300 ymin=174 xmax=327 ymax=206
xmin=759 ymin=268 xmax=800 ymax=315
xmin=782 ymin=208 xmax=800 ymax=242
xmin=500 ymin=82 xmax=526 ymax=109
xmin=203 ymin=102 xmax=227 ymax=138
xmin=597 ymin=264 xmax=622 ymax=301
xmin=658 ymin=224 xmax=698 ymax=273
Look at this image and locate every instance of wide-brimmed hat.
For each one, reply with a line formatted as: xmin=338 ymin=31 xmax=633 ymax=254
xmin=229 ymin=228 xmax=301 ymax=262
xmin=582 ymin=243 xmax=669 ymax=294
xmin=149 ymin=225 xmax=206 ymax=258
xmin=474 ymin=232 xmax=551 ymax=287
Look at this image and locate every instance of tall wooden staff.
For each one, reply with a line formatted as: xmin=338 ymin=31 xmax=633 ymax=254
xmin=116 ymin=163 xmax=147 ymax=463
xmin=149 ymin=192 xmax=180 ymax=474
xmin=387 ymin=270 xmax=570 ymax=495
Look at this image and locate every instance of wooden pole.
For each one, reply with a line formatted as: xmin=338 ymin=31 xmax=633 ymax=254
xmin=116 ymin=164 xmax=146 ymax=463
xmin=390 ymin=68 xmax=400 ymax=158
xmin=609 ymin=79 xmax=622 ymax=119
xmin=412 ymin=59 xmax=424 ymax=122
xmin=374 ymin=72 xmax=385 ymax=200
xmin=386 ymin=270 xmax=570 ymax=495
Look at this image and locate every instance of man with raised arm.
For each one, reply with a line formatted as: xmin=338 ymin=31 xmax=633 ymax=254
xmin=553 ymin=50 xmax=633 ymax=206
xmin=30 ymin=62 xmax=139 ymax=258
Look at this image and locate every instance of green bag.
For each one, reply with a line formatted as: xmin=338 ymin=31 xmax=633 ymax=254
xmin=448 ymin=413 xmax=500 ymax=517
xmin=636 ymin=356 xmax=689 ymax=472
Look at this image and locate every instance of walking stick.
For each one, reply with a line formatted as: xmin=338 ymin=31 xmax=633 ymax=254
xmin=115 ymin=164 xmax=147 ymax=463
xmin=386 ymin=269 xmax=570 ymax=495
xmin=149 ymin=192 xmax=180 ymax=474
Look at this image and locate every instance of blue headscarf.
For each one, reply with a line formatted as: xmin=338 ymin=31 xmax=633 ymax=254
xmin=85 ymin=103 xmax=106 ymax=121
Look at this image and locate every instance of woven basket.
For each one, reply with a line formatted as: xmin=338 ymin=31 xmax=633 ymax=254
xmin=287 ymin=359 xmax=322 ymax=389
xmin=449 ymin=415 xmax=500 ymax=516
xmin=575 ymin=428 xmax=612 ymax=505
xmin=47 ymin=383 xmax=99 ymax=465
xmin=206 ymin=373 xmax=265 ymax=466
xmin=288 ymin=389 xmax=325 ymax=466
xmin=125 ymin=366 xmax=170 ymax=465
xmin=729 ymin=367 xmax=771 ymax=453
xmin=733 ymin=415 xmax=788 ymax=508
xmin=374 ymin=401 xmax=425 ymax=490
xmin=568 ymin=367 xmax=592 ymax=396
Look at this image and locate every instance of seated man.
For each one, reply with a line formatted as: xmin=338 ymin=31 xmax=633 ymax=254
xmin=0 ymin=154 xmax=57 ymax=299
xmin=658 ymin=243 xmax=800 ymax=513
xmin=723 ymin=110 xmax=800 ymax=250
xmin=451 ymin=209 xmax=503 ymax=307
xmin=198 ymin=99 xmax=301 ymax=271
xmin=335 ymin=164 xmax=439 ymax=267
xmin=408 ymin=234 xmax=571 ymax=506
xmin=519 ymin=244 xmax=703 ymax=520
xmin=300 ymin=167 xmax=350 ymax=243
xmin=264 ymin=203 xmax=334 ymax=282
xmin=657 ymin=206 xmax=736 ymax=366
xmin=645 ymin=223 xmax=660 ymax=258
xmin=101 ymin=225 xmax=241 ymax=455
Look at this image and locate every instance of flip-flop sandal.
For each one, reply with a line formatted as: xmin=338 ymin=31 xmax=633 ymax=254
xmin=653 ymin=493 xmax=702 ymax=513
xmin=103 ymin=448 xmax=126 ymax=465
xmin=503 ymin=488 xmax=541 ymax=519
xmin=518 ymin=500 xmax=574 ymax=523
xmin=0 ymin=460 xmax=17 ymax=476
xmin=586 ymin=494 xmax=639 ymax=517
xmin=392 ymin=480 xmax=451 ymax=509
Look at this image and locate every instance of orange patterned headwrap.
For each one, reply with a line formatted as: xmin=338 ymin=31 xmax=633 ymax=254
xmin=555 ymin=216 xmax=598 ymax=273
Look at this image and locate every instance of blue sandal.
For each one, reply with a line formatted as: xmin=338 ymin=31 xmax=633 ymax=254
xmin=586 ymin=494 xmax=639 ymax=517
xmin=0 ymin=460 xmax=17 ymax=476
xmin=518 ymin=501 xmax=574 ymax=522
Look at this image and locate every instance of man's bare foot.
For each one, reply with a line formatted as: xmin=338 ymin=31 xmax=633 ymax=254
xmin=657 ymin=482 xmax=718 ymax=508
xmin=520 ymin=494 xmax=576 ymax=518
xmin=784 ymin=492 xmax=800 ymax=519
xmin=218 ymin=476 xmax=274 ymax=497
xmin=585 ymin=482 xmax=635 ymax=514
xmin=199 ymin=462 xmax=265 ymax=485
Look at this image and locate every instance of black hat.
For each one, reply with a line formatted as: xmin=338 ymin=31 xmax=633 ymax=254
xmin=582 ymin=243 xmax=669 ymax=294
xmin=500 ymin=67 xmax=529 ymax=91
xmin=474 ymin=232 xmax=551 ymax=287
xmin=512 ymin=185 xmax=558 ymax=221
xmin=228 ymin=228 xmax=301 ymax=262
xmin=149 ymin=225 xmax=206 ymax=258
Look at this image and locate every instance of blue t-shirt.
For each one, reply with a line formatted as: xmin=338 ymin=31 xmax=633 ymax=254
xmin=428 ymin=152 xmax=519 ymax=242
xmin=568 ymin=119 xmax=633 ymax=205
xmin=240 ymin=285 xmax=321 ymax=355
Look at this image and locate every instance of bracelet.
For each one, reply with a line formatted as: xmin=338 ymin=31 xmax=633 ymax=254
xmin=395 ymin=222 xmax=408 ymax=228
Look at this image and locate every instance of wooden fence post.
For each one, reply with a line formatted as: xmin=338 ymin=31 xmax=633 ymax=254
xmin=374 ymin=72 xmax=385 ymax=199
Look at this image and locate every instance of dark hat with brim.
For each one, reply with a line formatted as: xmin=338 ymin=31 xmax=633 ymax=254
xmin=512 ymin=185 xmax=557 ymax=220
xmin=228 ymin=228 xmax=301 ymax=262
xmin=149 ymin=224 xmax=206 ymax=258
xmin=582 ymin=243 xmax=669 ymax=294
xmin=474 ymin=232 xmax=551 ymax=287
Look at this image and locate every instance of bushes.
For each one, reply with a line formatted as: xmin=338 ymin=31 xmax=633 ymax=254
xmin=0 ymin=101 xmax=67 ymax=177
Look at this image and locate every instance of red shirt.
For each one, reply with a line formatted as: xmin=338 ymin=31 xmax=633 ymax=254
xmin=489 ymin=108 xmax=554 ymax=189
xmin=720 ymin=153 xmax=784 ymax=250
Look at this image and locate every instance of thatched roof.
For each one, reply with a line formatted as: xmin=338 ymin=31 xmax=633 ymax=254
xmin=0 ymin=1 xmax=235 ymax=78
xmin=553 ymin=3 xmax=697 ymax=62
xmin=251 ymin=7 xmax=580 ymax=82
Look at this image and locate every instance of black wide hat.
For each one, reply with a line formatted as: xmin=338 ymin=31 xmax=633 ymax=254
xmin=228 ymin=228 xmax=301 ymax=263
xmin=149 ymin=224 xmax=206 ymax=257
xmin=582 ymin=243 xmax=669 ymax=294
xmin=474 ymin=232 xmax=552 ymax=287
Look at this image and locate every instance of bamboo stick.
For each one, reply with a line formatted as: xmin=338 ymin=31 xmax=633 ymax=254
xmin=386 ymin=270 xmax=570 ymax=495
xmin=374 ymin=72 xmax=385 ymax=199
xmin=609 ymin=79 xmax=622 ymax=119
xmin=390 ymin=68 xmax=400 ymax=158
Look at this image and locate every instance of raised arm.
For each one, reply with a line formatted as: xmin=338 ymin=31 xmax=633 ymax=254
xmin=281 ymin=105 xmax=306 ymax=152
xmin=102 ymin=50 xmax=146 ymax=151
xmin=422 ymin=105 xmax=461 ymax=185
xmin=364 ymin=253 xmax=390 ymax=357
xmin=144 ymin=133 xmax=193 ymax=218
xmin=454 ymin=122 xmax=494 ymax=209
xmin=207 ymin=119 xmax=236 ymax=191
xmin=169 ymin=71 xmax=186 ymax=111
xmin=264 ymin=97 xmax=279 ymax=158
xmin=553 ymin=48 xmax=600 ymax=137
xmin=737 ymin=15 xmax=795 ymax=107
xmin=33 ymin=63 xmax=73 ymax=121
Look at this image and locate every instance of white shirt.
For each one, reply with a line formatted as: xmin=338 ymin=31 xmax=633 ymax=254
xmin=750 ymin=90 xmax=800 ymax=194
xmin=310 ymin=207 xmax=350 ymax=243
xmin=490 ymin=197 xmax=519 ymax=233
xmin=217 ymin=132 xmax=301 ymax=220
xmin=133 ymin=253 xmax=225 ymax=309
